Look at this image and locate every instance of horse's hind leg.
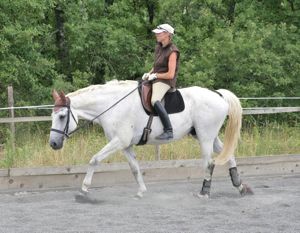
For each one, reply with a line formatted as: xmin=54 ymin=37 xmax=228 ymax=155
xmin=196 ymin=139 xmax=215 ymax=198
xmin=199 ymin=161 xmax=215 ymax=198
xmin=123 ymin=146 xmax=147 ymax=198
xmin=214 ymin=137 xmax=253 ymax=196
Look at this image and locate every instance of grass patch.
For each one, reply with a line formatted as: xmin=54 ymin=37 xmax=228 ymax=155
xmin=0 ymin=123 xmax=299 ymax=168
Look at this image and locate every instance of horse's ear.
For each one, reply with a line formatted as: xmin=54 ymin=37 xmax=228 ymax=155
xmin=52 ymin=90 xmax=60 ymax=101
xmin=58 ymin=91 xmax=66 ymax=103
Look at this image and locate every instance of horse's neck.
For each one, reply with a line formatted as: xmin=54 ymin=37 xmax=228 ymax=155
xmin=70 ymin=84 xmax=137 ymax=121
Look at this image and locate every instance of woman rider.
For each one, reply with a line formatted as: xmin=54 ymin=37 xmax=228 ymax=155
xmin=142 ymin=23 xmax=180 ymax=140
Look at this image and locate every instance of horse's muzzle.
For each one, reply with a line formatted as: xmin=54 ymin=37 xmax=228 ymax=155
xmin=49 ymin=139 xmax=63 ymax=150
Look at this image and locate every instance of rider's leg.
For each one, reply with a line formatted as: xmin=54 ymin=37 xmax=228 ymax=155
xmin=151 ymin=82 xmax=173 ymax=140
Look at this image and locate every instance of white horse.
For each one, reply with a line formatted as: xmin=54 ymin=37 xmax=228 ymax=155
xmin=49 ymin=80 xmax=252 ymax=201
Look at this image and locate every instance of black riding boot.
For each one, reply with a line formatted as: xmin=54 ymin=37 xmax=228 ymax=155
xmin=153 ymin=101 xmax=173 ymax=140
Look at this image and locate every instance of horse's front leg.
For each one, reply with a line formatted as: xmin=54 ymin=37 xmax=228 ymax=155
xmin=214 ymin=137 xmax=253 ymax=196
xmin=123 ymin=146 xmax=147 ymax=198
xmin=81 ymin=137 xmax=123 ymax=193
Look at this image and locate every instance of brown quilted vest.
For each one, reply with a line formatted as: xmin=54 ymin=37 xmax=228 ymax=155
xmin=153 ymin=42 xmax=180 ymax=88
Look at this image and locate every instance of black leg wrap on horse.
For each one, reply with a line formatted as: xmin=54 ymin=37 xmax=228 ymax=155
xmin=229 ymin=167 xmax=242 ymax=187
xmin=200 ymin=179 xmax=212 ymax=196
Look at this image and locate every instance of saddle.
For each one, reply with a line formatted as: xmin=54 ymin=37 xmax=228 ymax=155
xmin=138 ymin=81 xmax=185 ymax=115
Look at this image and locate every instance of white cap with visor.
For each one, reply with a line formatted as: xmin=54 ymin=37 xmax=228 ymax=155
xmin=152 ymin=24 xmax=174 ymax=34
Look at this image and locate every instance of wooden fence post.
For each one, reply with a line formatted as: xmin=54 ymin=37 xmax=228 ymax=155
xmin=7 ymin=86 xmax=15 ymax=151
xmin=155 ymin=145 xmax=160 ymax=160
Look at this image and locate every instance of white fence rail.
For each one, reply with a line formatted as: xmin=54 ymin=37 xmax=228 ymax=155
xmin=0 ymin=116 xmax=51 ymax=124
xmin=243 ymin=107 xmax=300 ymax=115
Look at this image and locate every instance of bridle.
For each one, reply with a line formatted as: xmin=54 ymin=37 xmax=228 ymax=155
xmin=50 ymin=103 xmax=78 ymax=138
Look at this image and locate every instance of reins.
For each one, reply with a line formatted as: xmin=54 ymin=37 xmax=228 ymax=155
xmin=51 ymin=82 xmax=144 ymax=138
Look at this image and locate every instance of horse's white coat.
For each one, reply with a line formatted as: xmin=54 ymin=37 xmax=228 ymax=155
xmin=49 ymin=80 xmax=242 ymax=196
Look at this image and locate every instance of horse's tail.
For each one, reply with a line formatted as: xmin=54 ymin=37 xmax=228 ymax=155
xmin=214 ymin=89 xmax=242 ymax=165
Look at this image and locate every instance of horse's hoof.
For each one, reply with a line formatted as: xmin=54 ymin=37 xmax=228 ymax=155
xmin=135 ymin=192 xmax=143 ymax=199
xmin=133 ymin=194 xmax=143 ymax=200
xmin=75 ymin=191 xmax=103 ymax=204
xmin=193 ymin=192 xmax=210 ymax=199
xmin=134 ymin=189 xmax=147 ymax=199
xmin=240 ymin=184 xmax=254 ymax=196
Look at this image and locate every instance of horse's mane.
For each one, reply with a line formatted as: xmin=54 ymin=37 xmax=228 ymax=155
xmin=67 ymin=80 xmax=137 ymax=97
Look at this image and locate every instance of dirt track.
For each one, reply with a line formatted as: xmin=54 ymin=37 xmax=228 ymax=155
xmin=0 ymin=174 xmax=299 ymax=233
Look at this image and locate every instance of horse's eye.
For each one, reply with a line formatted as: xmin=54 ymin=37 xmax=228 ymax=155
xmin=59 ymin=115 xmax=66 ymax=120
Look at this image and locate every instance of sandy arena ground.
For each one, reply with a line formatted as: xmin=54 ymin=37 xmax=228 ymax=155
xmin=0 ymin=174 xmax=299 ymax=233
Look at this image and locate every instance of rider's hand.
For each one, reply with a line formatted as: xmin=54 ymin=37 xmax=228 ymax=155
xmin=142 ymin=73 xmax=150 ymax=80
xmin=148 ymin=73 xmax=157 ymax=81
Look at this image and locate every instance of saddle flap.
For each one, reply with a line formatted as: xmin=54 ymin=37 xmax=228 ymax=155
xmin=141 ymin=82 xmax=154 ymax=113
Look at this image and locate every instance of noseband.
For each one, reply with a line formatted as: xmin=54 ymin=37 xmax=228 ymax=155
xmin=50 ymin=103 xmax=78 ymax=138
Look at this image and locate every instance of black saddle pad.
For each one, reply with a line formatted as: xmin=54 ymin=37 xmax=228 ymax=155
xmin=163 ymin=90 xmax=185 ymax=115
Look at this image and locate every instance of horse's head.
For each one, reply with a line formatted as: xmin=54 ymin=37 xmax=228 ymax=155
xmin=49 ymin=90 xmax=78 ymax=150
